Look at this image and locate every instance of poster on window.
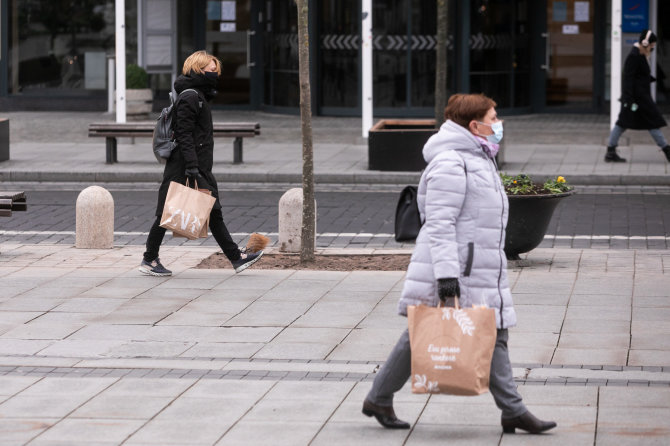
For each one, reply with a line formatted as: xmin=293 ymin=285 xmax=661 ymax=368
xmin=221 ymin=1 xmax=236 ymax=20
xmin=220 ymin=22 xmax=236 ymax=32
xmin=562 ymin=24 xmax=579 ymax=35
xmin=574 ymin=2 xmax=589 ymax=22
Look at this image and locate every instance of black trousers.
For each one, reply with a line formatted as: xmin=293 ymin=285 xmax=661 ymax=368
xmin=143 ymin=207 xmax=241 ymax=262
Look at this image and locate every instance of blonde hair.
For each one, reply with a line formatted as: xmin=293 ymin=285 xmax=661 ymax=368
xmin=182 ymin=50 xmax=221 ymax=75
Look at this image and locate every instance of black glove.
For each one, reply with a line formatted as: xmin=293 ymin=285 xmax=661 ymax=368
xmin=185 ymin=167 xmax=201 ymax=178
xmin=437 ymin=278 xmax=460 ymax=306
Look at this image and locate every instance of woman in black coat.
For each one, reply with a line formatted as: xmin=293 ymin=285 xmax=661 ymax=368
xmin=606 ymin=29 xmax=670 ymax=162
xmin=139 ymin=51 xmax=263 ymax=276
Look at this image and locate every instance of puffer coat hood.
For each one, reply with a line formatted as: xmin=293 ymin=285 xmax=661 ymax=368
xmin=397 ymin=120 xmax=517 ymax=329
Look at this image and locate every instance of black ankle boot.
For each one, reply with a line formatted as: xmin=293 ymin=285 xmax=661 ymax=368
xmin=604 ymin=146 xmax=626 ymax=162
xmin=502 ymin=410 xmax=557 ymax=434
xmin=362 ymin=399 xmax=410 ymax=429
xmin=662 ymin=146 xmax=670 ymax=162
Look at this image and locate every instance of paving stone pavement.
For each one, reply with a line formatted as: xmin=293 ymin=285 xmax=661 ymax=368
xmin=2 ymin=110 xmax=670 ymax=185
xmin=2 ymin=110 xmax=669 ymax=444
xmin=0 ymin=243 xmax=669 ymax=444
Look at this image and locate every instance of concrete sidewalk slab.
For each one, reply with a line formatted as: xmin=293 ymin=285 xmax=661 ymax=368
xmin=1 ymin=243 xmax=670 ymax=444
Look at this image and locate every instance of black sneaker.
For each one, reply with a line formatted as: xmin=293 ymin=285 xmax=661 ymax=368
xmin=139 ymin=258 xmax=172 ymax=276
xmin=662 ymin=146 xmax=670 ymax=162
xmin=231 ymin=251 xmax=263 ymax=273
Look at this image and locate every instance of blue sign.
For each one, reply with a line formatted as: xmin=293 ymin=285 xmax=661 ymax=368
xmin=622 ymin=0 xmax=649 ymax=33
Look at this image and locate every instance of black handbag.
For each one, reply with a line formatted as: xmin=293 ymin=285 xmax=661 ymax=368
xmin=394 ymin=185 xmax=423 ymax=242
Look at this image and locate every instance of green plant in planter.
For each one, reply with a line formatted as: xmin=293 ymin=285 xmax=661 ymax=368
xmin=126 ymin=64 xmax=148 ymax=89
xmin=500 ymin=173 xmax=572 ymax=195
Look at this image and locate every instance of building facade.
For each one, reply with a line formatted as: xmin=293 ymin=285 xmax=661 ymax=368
xmin=1 ymin=0 xmax=668 ymax=115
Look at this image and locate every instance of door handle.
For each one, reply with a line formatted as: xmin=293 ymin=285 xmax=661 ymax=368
xmin=540 ymin=32 xmax=550 ymax=71
xmin=247 ymin=30 xmax=256 ymax=68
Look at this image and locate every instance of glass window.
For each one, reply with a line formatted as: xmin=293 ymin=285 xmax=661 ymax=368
xmin=319 ymin=0 xmax=358 ymax=109
xmin=7 ymin=0 xmax=136 ymax=96
xmin=373 ymin=0 xmax=408 ymax=108
xmin=410 ymin=0 xmax=437 ymax=107
xmin=372 ymin=0 xmax=452 ymax=111
xmin=263 ymin=0 xmax=299 ymax=107
xmin=469 ymin=0 xmax=530 ymax=108
xmin=206 ymin=0 xmax=252 ymax=105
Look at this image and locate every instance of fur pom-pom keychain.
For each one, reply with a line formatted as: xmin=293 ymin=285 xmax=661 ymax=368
xmin=246 ymin=233 xmax=270 ymax=253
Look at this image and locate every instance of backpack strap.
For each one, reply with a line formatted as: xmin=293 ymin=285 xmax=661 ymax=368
xmin=176 ymin=88 xmax=203 ymax=109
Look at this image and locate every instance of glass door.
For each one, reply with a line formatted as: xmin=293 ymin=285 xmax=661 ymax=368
xmin=205 ymin=0 xmax=258 ymax=105
xmin=262 ymin=0 xmax=299 ymax=108
xmin=544 ymin=0 xmax=594 ymax=108
xmin=470 ymin=0 xmax=531 ymax=109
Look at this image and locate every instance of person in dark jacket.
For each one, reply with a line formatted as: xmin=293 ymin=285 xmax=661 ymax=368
xmin=139 ymin=50 xmax=263 ymax=276
xmin=606 ymin=29 xmax=670 ymax=162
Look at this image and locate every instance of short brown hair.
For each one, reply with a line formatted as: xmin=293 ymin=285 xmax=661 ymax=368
xmin=444 ymin=94 xmax=496 ymax=128
xmin=182 ymin=50 xmax=222 ymax=75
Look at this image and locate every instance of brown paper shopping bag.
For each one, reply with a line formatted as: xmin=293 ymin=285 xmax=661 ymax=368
xmin=408 ymin=301 xmax=496 ymax=396
xmin=172 ymin=187 xmax=212 ymax=239
xmin=160 ymin=181 xmax=216 ymax=240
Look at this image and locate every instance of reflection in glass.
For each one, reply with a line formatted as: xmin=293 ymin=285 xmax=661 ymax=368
xmin=206 ymin=0 xmax=251 ymax=105
xmin=319 ymin=0 xmax=358 ymax=109
xmin=373 ymin=0 xmax=408 ymax=108
xmin=264 ymin=0 xmax=299 ymax=107
xmin=470 ymin=0 xmax=530 ymax=108
xmin=7 ymin=0 xmax=128 ymax=95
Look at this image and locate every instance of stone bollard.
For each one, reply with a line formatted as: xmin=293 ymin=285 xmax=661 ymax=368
xmin=278 ymin=188 xmax=316 ymax=253
xmin=76 ymin=186 xmax=114 ymax=249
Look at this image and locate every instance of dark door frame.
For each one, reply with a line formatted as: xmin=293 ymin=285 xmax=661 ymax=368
xmin=529 ymin=0 xmax=547 ymax=112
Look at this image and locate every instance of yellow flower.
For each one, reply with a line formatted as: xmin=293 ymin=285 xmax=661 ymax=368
xmin=513 ymin=180 xmax=517 ymax=184
xmin=557 ymin=176 xmax=566 ymax=183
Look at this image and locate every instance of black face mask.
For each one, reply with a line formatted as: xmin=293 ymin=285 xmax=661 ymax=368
xmin=204 ymin=71 xmax=219 ymax=82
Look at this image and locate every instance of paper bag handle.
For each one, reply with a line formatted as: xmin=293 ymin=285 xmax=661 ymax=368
xmin=437 ymin=297 xmax=461 ymax=310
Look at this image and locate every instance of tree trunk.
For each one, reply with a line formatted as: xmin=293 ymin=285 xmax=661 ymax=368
xmin=296 ymin=0 xmax=316 ymax=263
xmin=434 ymin=0 xmax=448 ymax=128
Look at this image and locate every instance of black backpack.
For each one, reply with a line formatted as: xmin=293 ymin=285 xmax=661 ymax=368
xmin=152 ymin=88 xmax=200 ymax=163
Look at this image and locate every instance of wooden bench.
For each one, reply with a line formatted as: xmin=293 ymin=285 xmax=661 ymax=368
xmin=0 ymin=191 xmax=27 ymax=217
xmin=88 ymin=122 xmax=261 ymax=164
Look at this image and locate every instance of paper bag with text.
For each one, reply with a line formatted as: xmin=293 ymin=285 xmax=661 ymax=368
xmin=408 ymin=303 xmax=496 ymax=395
xmin=160 ymin=181 xmax=216 ymax=240
xmin=171 ymin=188 xmax=212 ymax=239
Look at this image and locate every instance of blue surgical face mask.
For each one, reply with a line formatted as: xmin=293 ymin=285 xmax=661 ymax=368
xmin=477 ymin=121 xmax=503 ymax=144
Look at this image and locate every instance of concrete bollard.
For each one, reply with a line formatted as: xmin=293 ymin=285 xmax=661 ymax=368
xmin=76 ymin=186 xmax=114 ymax=249
xmin=278 ymin=188 xmax=316 ymax=253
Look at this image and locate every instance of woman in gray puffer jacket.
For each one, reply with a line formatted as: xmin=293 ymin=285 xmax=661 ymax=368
xmin=362 ymin=94 xmax=556 ymax=435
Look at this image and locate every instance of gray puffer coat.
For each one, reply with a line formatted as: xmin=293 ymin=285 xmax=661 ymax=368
xmin=397 ymin=120 xmax=517 ymax=329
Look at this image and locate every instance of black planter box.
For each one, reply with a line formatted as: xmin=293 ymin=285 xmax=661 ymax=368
xmin=0 ymin=119 xmax=8 ymax=162
xmin=368 ymin=119 xmax=437 ymax=171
